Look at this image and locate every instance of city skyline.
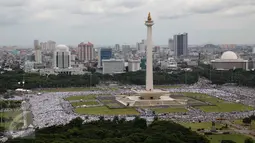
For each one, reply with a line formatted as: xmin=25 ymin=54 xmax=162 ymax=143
xmin=1 ymin=0 xmax=255 ymax=46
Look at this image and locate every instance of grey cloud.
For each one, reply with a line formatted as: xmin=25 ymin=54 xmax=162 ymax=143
xmin=0 ymin=0 xmax=29 ymax=7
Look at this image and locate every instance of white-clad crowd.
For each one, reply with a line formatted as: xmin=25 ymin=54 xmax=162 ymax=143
xmin=25 ymin=85 xmax=255 ymax=129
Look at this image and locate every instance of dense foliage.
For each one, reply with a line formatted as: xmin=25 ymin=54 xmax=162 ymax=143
xmin=0 ymin=70 xmax=198 ymax=93
xmin=6 ymin=117 xmax=209 ymax=143
xmin=198 ymin=63 xmax=255 ymax=87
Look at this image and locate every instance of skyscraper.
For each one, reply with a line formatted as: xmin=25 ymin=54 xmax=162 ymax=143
xmin=34 ymin=40 xmax=42 ymax=63
xmin=40 ymin=40 xmax=56 ymax=53
xmin=173 ymin=33 xmax=188 ymax=57
xmin=53 ymin=45 xmax=71 ymax=69
xmin=78 ymin=42 xmax=95 ymax=62
xmin=97 ymin=48 xmax=112 ymax=68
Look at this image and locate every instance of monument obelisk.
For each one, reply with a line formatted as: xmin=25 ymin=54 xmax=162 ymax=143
xmin=145 ymin=12 xmax=154 ymax=91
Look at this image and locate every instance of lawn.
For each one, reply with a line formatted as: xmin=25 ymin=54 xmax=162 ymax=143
xmin=234 ymin=120 xmax=255 ymax=130
xmin=180 ymin=122 xmax=223 ymax=131
xmin=71 ymin=101 xmax=99 ymax=107
xmin=183 ymin=92 xmax=253 ymax=112
xmin=0 ymin=110 xmax=23 ymax=129
xmin=65 ymin=95 xmax=96 ymax=101
xmin=75 ymin=106 xmax=139 ymax=115
xmin=207 ymin=134 xmax=253 ymax=143
xmin=41 ymin=87 xmax=101 ymax=92
xmin=154 ymin=85 xmax=180 ymax=89
xmin=151 ymin=107 xmax=187 ymax=114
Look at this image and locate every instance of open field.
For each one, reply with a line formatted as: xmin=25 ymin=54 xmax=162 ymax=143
xmin=234 ymin=120 xmax=255 ymax=130
xmin=183 ymin=92 xmax=254 ymax=112
xmin=65 ymin=95 xmax=96 ymax=101
xmin=207 ymin=134 xmax=253 ymax=143
xmin=180 ymin=122 xmax=223 ymax=131
xmin=151 ymin=107 xmax=187 ymax=114
xmin=75 ymin=106 xmax=139 ymax=115
xmin=71 ymin=101 xmax=99 ymax=107
xmin=0 ymin=110 xmax=23 ymax=129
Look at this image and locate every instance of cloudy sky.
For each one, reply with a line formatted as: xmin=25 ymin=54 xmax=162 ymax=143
xmin=1 ymin=0 xmax=255 ymax=46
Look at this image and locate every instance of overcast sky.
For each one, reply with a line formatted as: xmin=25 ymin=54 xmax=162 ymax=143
xmin=1 ymin=0 xmax=255 ymax=46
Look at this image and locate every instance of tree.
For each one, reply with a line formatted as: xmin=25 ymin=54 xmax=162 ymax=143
xmin=243 ymin=117 xmax=252 ymax=125
xmin=244 ymin=138 xmax=254 ymax=143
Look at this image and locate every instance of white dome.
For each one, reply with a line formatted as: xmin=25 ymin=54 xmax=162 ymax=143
xmin=56 ymin=45 xmax=69 ymax=51
xmin=220 ymin=51 xmax=238 ymax=60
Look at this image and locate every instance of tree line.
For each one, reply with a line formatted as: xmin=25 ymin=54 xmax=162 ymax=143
xmin=198 ymin=63 xmax=255 ymax=87
xmin=6 ymin=117 xmax=209 ymax=143
xmin=0 ymin=70 xmax=199 ymax=93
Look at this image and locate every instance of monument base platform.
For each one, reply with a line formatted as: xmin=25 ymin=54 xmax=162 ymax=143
xmin=116 ymin=89 xmax=187 ymax=107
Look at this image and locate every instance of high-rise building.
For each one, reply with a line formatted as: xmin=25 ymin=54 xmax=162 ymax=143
xmin=78 ymin=42 xmax=95 ymax=62
xmin=53 ymin=45 xmax=71 ymax=69
xmin=252 ymin=47 xmax=255 ymax=54
xmin=34 ymin=40 xmax=42 ymax=63
xmin=173 ymin=33 xmax=188 ymax=57
xmin=40 ymin=40 xmax=56 ymax=53
xmin=97 ymin=48 xmax=112 ymax=68
xmin=137 ymin=40 xmax=147 ymax=53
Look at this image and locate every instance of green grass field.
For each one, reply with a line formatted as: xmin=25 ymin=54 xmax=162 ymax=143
xmin=207 ymin=134 xmax=253 ymax=143
xmin=0 ymin=110 xmax=22 ymax=129
xmin=71 ymin=101 xmax=99 ymax=107
xmin=65 ymin=95 xmax=96 ymax=101
xmin=154 ymin=85 xmax=180 ymax=89
xmin=75 ymin=106 xmax=139 ymax=115
xmin=183 ymin=93 xmax=253 ymax=112
xmin=151 ymin=107 xmax=187 ymax=114
xmin=180 ymin=122 xmax=223 ymax=131
xmin=234 ymin=120 xmax=255 ymax=130
xmin=41 ymin=87 xmax=101 ymax=92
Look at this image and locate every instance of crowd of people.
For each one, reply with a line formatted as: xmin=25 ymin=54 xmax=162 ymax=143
xmin=1 ymin=80 xmax=255 ymax=140
xmin=25 ymin=85 xmax=255 ymax=129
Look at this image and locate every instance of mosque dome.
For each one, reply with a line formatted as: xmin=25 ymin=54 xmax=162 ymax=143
xmin=220 ymin=51 xmax=238 ymax=60
xmin=55 ymin=45 xmax=69 ymax=51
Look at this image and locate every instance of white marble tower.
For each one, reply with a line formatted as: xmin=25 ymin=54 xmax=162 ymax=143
xmin=145 ymin=12 xmax=154 ymax=91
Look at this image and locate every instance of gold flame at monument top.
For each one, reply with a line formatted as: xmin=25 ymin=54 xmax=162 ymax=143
xmin=147 ymin=12 xmax=152 ymax=21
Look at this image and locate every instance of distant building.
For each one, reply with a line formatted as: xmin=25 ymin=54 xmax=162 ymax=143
xmin=34 ymin=40 xmax=42 ymax=63
xmin=211 ymin=51 xmax=248 ymax=70
xmin=40 ymin=40 xmax=56 ymax=53
xmin=168 ymin=38 xmax=174 ymax=50
xmin=102 ymin=59 xmax=124 ymax=74
xmin=174 ymin=33 xmax=188 ymax=57
xmin=160 ymin=58 xmax=177 ymax=70
xmin=137 ymin=40 xmax=147 ymax=53
xmin=128 ymin=59 xmax=141 ymax=72
xmin=253 ymin=47 xmax=255 ymax=54
xmin=122 ymin=45 xmax=131 ymax=60
xmin=115 ymin=44 xmax=121 ymax=51
xmin=78 ymin=42 xmax=95 ymax=62
xmin=53 ymin=45 xmax=71 ymax=69
xmin=98 ymin=48 xmax=112 ymax=68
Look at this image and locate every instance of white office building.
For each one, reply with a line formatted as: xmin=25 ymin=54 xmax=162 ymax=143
xmin=161 ymin=58 xmax=178 ymax=70
xmin=102 ymin=59 xmax=124 ymax=74
xmin=53 ymin=45 xmax=71 ymax=69
xmin=40 ymin=40 xmax=56 ymax=53
xmin=128 ymin=59 xmax=141 ymax=72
